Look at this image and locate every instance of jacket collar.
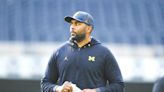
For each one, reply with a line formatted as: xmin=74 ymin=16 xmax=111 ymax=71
xmin=68 ymin=37 xmax=100 ymax=49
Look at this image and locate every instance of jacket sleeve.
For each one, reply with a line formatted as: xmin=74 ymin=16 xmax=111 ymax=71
xmin=40 ymin=51 xmax=59 ymax=92
xmin=97 ymin=50 xmax=124 ymax=92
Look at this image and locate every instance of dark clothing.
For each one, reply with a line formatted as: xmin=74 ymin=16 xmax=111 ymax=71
xmin=41 ymin=38 xmax=124 ymax=92
xmin=153 ymin=77 xmax=164 ymax=92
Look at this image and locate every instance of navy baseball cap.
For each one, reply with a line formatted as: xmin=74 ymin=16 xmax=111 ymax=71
xmin=64 ymin=11 xmax=94 ymax=27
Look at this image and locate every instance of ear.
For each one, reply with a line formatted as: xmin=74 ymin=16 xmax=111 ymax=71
xmin=86 ymin=26 xmax=92 ymax=34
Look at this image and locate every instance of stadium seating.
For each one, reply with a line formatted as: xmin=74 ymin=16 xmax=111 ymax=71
xmin=0 ymin=0 xmax=163 ymax=45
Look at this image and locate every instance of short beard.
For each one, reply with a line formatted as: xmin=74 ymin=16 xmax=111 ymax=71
xmin=70 ymin=33 xmax=86 ymax=43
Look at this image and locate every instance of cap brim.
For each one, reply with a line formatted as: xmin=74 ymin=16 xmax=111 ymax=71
xmin=64 ymin=16 xmax=84 ymax=24
xmin=64 ymin=16 xmax=75 ymax=23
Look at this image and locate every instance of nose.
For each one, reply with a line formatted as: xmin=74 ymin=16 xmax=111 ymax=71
xmin=70 ymin=25 xmax=75 ymax=33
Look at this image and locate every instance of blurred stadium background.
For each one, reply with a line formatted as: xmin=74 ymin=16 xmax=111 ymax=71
xmin=0 ymin=0 xmax=164 ymax=92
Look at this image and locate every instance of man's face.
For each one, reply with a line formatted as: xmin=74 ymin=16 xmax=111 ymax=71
xmin=69 ymin=20 xmax=89 ymax=42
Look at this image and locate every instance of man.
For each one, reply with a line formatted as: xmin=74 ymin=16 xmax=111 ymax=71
xmin=153 ymin=77 xmax=164 ymax=92
xmin=41 ymin=11 xmax=124 ymax=92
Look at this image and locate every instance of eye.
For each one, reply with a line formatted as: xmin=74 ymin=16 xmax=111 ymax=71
xmin=76 ymin=22 xmax=81 ymax=26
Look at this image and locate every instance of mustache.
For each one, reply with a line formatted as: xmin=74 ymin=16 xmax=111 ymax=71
xmin=70 ymin=31 xmax=77 ymax=37
xmin=70 ymin=32 xmax=86 ymax=43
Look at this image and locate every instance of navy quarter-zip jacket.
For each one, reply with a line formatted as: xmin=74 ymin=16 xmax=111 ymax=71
xmin=41 ymin=38 xmax=124 ymax=92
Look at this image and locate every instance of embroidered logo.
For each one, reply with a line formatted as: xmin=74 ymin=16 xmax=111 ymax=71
xmin=88 ymin=56 xmax=95 ymax=62
xmin=64 ymin=56 xmax=68 ymax=61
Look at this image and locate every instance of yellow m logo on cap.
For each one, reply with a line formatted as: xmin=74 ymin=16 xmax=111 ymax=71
xmin=88 ymin=56 xmax=95 ymax=62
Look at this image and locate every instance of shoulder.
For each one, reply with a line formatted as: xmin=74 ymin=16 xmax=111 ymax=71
xmin=96 ymin=43 xmax=113 ymax=55
xmin=153 ymin=77 xmax=164 ymax=92
xmin=58 ymin=41 xmax=70 ymax=50
xmin=95 ymin=44 xmax=117 ymax=63
xmin=155 ymin=77 xmax=164 ymax=87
